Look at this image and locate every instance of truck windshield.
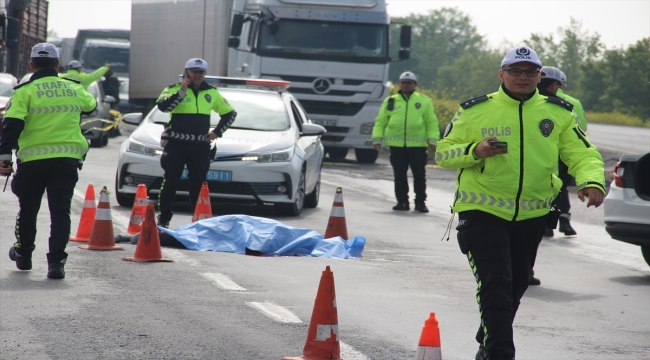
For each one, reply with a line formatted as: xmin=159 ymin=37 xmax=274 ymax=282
xmin=258 ymin=19 xmax=388 ymax=63
xmin=84 ymin=47 xmax=130 ymax=73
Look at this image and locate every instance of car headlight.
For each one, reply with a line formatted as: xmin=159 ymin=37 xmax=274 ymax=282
xmin=242 ymin=146 xmax=295 ymax=162
xmin=127 ymin=140 xmax=163 ymax=156
xmin=360 ymin=122 xmax=374 ymax=134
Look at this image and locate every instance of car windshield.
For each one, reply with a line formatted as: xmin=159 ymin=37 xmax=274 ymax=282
xmin=150 ymin=90 xmax=290 ymax=131
xmin=0 ymin=77 xmax=15 ymax=97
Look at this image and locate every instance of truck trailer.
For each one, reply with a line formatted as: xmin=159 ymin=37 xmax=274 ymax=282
xmin=129 ymin=0 xmax=410 ymax=163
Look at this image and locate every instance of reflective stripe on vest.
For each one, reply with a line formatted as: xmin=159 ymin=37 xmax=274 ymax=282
xmin=30 ymin=105 xmax=85 ymax=114
xmin=436 ymin=147 xmax=464 ymax=162
xmin=456 ymin=191 xmax=555 ymax=210
xmin=17 ymin=144 xmax=88 ymax=159
xmin=165 ymin=130 xmax=208 ymax=142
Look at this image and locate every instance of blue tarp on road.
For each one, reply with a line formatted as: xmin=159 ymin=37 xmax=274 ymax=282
xmin=159 ymin=215 xmax=366 ymax=259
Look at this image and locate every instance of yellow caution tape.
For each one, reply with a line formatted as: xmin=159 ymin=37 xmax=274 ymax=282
xmin=80 ymin=110 xmax=123 ymax=134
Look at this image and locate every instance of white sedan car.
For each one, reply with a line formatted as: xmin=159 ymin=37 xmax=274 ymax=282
xmin=116 ymin=80 xmax=326 ymax=216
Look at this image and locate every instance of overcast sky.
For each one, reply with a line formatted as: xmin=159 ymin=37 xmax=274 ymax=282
xmin=42 ymin=0 xmax=649 ymax=50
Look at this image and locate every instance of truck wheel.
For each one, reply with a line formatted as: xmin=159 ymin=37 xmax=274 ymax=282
xmin=327 ymin=147 xmax=348 ymax=160
xmin=355 ymin=148 xmax=378 ymax=164
xmin=641 ymin=246 xmax=650 ymax=267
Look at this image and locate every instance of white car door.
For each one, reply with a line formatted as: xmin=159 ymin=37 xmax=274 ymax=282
xmin=290 ymin=100 xmax=318 ymax=191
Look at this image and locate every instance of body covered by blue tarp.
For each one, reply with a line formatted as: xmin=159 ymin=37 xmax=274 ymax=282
xmin=159 ymin=215 xmax=365 ymax=259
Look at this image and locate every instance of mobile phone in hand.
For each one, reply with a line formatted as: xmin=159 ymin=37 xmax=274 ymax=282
xmin=488 ymin=141 xmax=508 ymax=148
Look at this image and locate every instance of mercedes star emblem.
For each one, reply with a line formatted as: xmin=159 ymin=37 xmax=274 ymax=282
xmin=313 ymin=78 xmax=331 ymax=94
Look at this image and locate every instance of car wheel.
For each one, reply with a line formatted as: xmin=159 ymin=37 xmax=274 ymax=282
xmin=355 ymin=148 xmax=378 ymax=164
xmin=101 ymin=132 xmax=109 ymax=146
xmin=327 ymin=147 xmax=348 ymax=160
xmin=641 ymin=246 xmax=650 ymax=267
xmin=275 ymin=170 xmax=306 ymax=216
xmin=115 ymin=173 xmax=135 ymax=207
xmin=304 ymin=171 xmax=320 ymax=208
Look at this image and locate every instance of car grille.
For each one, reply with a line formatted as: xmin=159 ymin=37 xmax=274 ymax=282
xmin=124 ymin=173 xmax=286 ymax=196
xmin=298 ymin=100 xmax=365 ymax=116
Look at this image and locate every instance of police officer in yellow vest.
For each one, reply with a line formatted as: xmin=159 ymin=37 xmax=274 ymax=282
xmin=0 ymin=43 xmax=97 ymax=279
xmin=436 ymin=46 xmax=605 ymax=360
xmin=60 ymin=60 xmax=111 ymax=90
xmin=372 ymin=71 xmax=440 ymax=213
xmin=558 ymin=71 xmax=587 ymax=131
xmin=155 ymin=58 xmax=236 ymax=228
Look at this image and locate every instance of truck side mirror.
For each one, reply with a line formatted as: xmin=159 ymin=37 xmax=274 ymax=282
xmin=231 ymin=14 xmax=244 ymax=37
xmin=5 ymin=17 xmax=19 ymax=49
xmin=228 ymin=38 xmax=240 ymax=48
xmin=400 ymin=25 xmax=411 ymax=48
xmin=73 ymin=49 xmax=79 ymax=59
xmin=398 ymin=50 xmax=410 ymax=60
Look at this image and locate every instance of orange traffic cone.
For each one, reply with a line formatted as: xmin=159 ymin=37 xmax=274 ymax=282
xmin=123 ymin=204 xmax=172 ymax=262
xmin=79 ymin=186 xmax=124 ymax=251
xmin=282 ymin=266 xmax=345 ymax=360
xmin=192 ymin=181 xmax=212 ymax=222
xmin=324 ymin=187 xmax=348 ymax=240
xmin=70 ymin=184 xmax=97 ymax=242
xmin=414 ymin=313 xmax=442 ymax=360
xmin=127 ymin=184 xmax=148 ymax=234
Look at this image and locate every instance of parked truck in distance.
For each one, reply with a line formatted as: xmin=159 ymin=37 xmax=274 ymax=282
xmin=129 ymin=0 xmax=410 ymax=163
xmin=70 ymin=29 xmax=130 ymax=77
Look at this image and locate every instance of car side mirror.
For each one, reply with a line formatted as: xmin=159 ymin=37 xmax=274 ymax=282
xmin=104 ymin=95 xmax=116 ymax=104
xmin=301 ymin=123 xmax=326 ymax=137
xmin=121 ymin=113 xmax=143 ymax=125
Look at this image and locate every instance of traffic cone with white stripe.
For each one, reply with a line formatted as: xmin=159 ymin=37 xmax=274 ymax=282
xmin=79 ymin=186 xmax=124 ymax=251
xmin=324 ymin=187 xmax=348 ymax=240
xmin=127 ymin=184 xmax=148 ymax=234
xmin=70 ymin=184 xmax=96 ymax=242
xmin=414 ymin=313 xmax=442 ymax=360
xmin=123 ymin=204 xmax=172 ymax=262
xmin=282 ymin=266 xmax=345 ymax=360
xmin=192 ymin=181 xmax=212 ymax=222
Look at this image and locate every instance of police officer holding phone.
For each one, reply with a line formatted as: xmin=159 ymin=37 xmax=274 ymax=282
xmin=155 ymin=58 xmax=236 ymax=228
xmin=0 ymin=43 xmax=97 ymax=279
xmin=436 ymin=46 xmax=605 ymax=360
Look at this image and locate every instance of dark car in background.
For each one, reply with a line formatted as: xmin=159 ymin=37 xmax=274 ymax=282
xmin=604 ymin=152 xmax=650 ymax=267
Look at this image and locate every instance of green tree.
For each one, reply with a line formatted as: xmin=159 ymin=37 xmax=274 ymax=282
xmin=434 ymin=50 xmax=503 ymax=100
xmin=526 ymin=18 xmax=604 ymax=86
xmin=388 ymin=8 xmax=486 ymax=89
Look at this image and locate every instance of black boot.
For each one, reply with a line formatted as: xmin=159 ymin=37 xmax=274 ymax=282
xmin=559 ymin=215 xmax=577 ymax=235
xmin=392 ymin=202 xmax=409 ymax=211
xmin=47 ymin=262 xmax=65 ymax=279
xmin=475 ymin=344 xmax=488 ymax=360
xmin=157 ymin=215 xmax=170 ymax=228
xmin=414 ymin=203 xmax=429 ymax=213
xmin=8 ymin=246 xmax=32 ymax=271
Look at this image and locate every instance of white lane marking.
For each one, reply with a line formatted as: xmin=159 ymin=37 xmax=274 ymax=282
xmin=247 ymin=302 xmax=302 ymax=324
xmin=200 ymin=272 xmax=247 ymax=291
xmin=162 ymin=248 xmax=199 ymax=267
xmin=340 ymin=341 xmax=370 ymax=360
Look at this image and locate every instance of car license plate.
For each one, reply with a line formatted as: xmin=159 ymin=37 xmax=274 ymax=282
xmin=181 ymin=169 xmax=232 ymax=182
xmin=313 ymin=119 xmax=337 ymax=127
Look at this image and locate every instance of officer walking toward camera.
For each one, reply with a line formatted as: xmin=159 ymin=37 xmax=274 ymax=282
xmin=372 ymin=71 xmax=439 ymax=213
xmin=0 ymin=43 xmax=97 ymax=279
xmin=155 ymin=58 xmax=236 ymax=228
xmin=436 ymin=46 xmax=605 ymax=360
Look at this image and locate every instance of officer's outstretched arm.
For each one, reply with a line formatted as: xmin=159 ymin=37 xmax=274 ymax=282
xmin=558 ymin=116 xmax=605 ymax=195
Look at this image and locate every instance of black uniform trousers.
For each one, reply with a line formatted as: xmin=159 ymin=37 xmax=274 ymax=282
xmin=158 ymin=141 xmax=210 ymax=223
xmin=456 ymin=210 xmax=547 ymax=360
xmin=388 ymin=146 xmax=428 ymax=204
xmin=11 ymin=158 xmax=79 ymax=264
xmin=558 ymin=161 xmax=572 ymax=215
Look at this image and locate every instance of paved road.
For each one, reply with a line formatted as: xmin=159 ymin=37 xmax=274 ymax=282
xmin=586 ymin=123 xmax=650 ymax=155
xmin=1 ymin=132 xmax=648 ymax=360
